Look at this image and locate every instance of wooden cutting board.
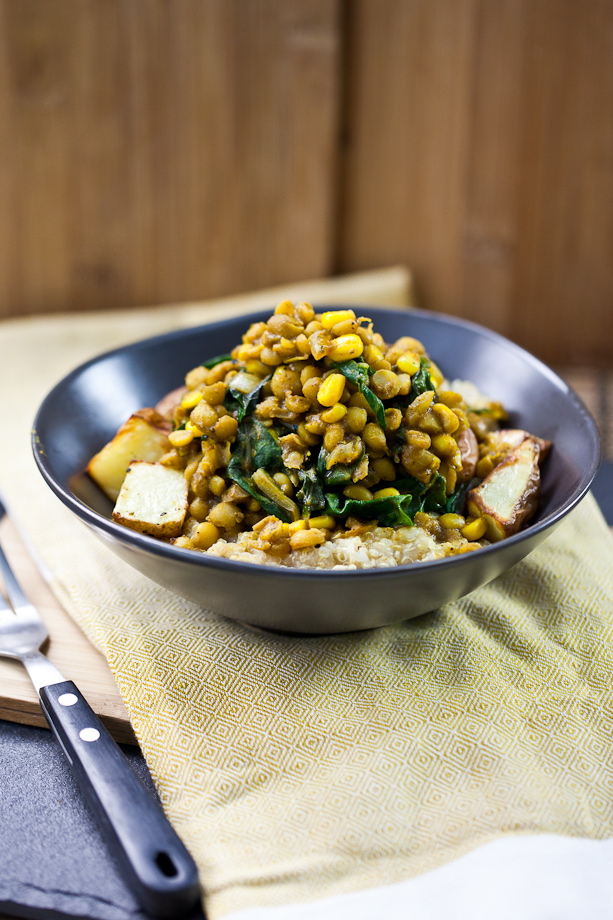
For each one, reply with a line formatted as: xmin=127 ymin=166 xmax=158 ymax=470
xmin=0 ymin=514 xmax=136 ymax=745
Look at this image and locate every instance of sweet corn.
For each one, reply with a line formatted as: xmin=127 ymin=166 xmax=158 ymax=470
xmin=185 ymin=420 xmax=203 ymax=436
xmin=372 ymin=487 xmax=400 ymax=499
xmin=168 ymin=429 xmax=195 ymax=447
xmin=181 ymin=389 xmax=204 ymax=410
xmin=327 ymin=334 xmax=364 ymax=362
xmin=439 ymin=513 xmax=466 ymax=530
xmin=317 ymin=373 xmax=346 ymax=407
xmin=320 ymin=309 xmax=356 ymax=329
xmin=321 ymin=403 xmax=347 ymax=423
xmin=396 ymin=351 xmax=421 ymax=375
xmin=245 ymin=359 xmax=269 ymax=376
xmin=209 ymin=475 xmax=226 ymax=496
xmin=288 ymin=519 xmax=308 ymax=534
xmin=308 ymin=515 xmax=336 ymax=530
xmin=462 ymin=517 xmax=487 ymax=541
xmin=476 ymin=455 xmax=497 ymax=478
xmin=428 ymin=360 xmax=444 ymax=389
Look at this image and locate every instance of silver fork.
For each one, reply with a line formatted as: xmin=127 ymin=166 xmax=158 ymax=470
xmin=0 ymin=495 xmax=199 ymax=918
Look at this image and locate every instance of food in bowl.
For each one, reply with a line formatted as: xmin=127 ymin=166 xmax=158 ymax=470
xmin=86 ymin=301 xmax=551 ymax=570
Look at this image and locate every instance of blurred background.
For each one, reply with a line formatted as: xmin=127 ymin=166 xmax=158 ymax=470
xmin=0 ymin=0 xmax=611 ymax=373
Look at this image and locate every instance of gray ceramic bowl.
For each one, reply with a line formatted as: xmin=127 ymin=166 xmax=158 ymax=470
xmin=33 ymin=307 xmax=601 ymax=634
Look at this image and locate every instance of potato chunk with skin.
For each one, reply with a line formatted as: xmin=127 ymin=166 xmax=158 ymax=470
xmin=484 ymin=428 xmax=552 ymax=463
xmin=467 ymin=438 xmax=542 ymax=541
xmin=87 ymin=410 xmax=171 ymax=502
xmin=112 ymin=461 xmax=188 ymax=537
xmin=456 ymin=427 xmax=479 ymax=482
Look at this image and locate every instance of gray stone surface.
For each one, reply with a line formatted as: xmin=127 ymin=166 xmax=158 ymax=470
xmin=0 ymin=719 xmax=204 ymax=920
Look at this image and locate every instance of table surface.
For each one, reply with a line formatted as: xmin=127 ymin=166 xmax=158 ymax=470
xmin=1 ymin=459 xmax=612 ymax=920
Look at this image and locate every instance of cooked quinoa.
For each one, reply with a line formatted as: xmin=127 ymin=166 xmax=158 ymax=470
xmin=95 ymin=300 xmax=550 ymax=568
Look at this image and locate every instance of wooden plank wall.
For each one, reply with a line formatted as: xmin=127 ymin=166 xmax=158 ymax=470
xmin=339 ymin=0 xmax=613 ymax=366
xmin=0 ymin=0 xmax=612 ymax=367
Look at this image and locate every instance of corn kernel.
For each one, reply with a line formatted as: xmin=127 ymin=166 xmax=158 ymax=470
xmin=476 ymin=455 xmax=497 ymax=478
xmin=321 ymin=403 xmax=347 ymax=423
xmin=180 ymin=389 xmax=204 ymax=410
xmin=439 ymin=513 xmax=466 ymax=530
xmin=245 ymin=359 xmax=269 ymax=376
xmin=320 ymin=309 xmax=356 ymax=329
xmin=428 ymin=360 xmax=444 ymax=389
xmin=317 ymin=373 xmax=346 ymax=407
xmin=288 ymin=520 xmax=308 ymax=535
xmin=235 ymin=344 xmax=253 ymax=362
xmin=462 ymin=517 xmax=487 ymax=541
xmin=372 ymin=487 xmax=400 ymax=499
xmin=185 ymin=420 xmax=203 ymax=436
xmin=209 ymin=475 xmax=226 ymax=496
xmin=168 ymin=429 xmax=195 ymax=447
xmin=396 ymin=351 xmax=421 ymax=375
xmin=308 ymin=515 xmax=336 ymax=530
xmin=327 ymin=334 xmax=364 ymax=362
xmin=364 ymin=343 xmax=385 ymax=366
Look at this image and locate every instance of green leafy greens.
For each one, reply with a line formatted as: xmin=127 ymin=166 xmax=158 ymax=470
xmin=331 ymin=359 xmax=387 ymax=428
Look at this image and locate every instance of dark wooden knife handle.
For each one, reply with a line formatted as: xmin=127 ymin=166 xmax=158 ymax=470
xmin=39 ymin=680 xmax=200 ymax=918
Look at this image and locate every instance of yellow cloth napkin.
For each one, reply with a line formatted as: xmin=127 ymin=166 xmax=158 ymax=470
xmin=1 ymin=267 xmax=613 ymax=918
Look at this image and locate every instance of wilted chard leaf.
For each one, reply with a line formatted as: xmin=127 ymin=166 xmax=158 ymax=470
xmin=331 ymin=359 xmax=387 ymax=428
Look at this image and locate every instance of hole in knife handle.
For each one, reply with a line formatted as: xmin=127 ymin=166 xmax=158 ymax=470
xmin=155 ymin=850 xmax=179 ymax=878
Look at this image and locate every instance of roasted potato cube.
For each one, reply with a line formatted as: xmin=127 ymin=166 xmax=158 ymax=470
xmin=467 ymin=438 xmax=541 ymax=541
xmin=112 ymin=461 xmax=188 ymax=537
xmin=485 ymin=429 xmax=552 ymax=463
xmin=87 ymin=409 xmax=171 ymax=501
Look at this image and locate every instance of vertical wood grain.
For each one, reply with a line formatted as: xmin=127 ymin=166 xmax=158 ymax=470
xmin=0 ymin=0 xmax=341 ymax=317
xmin=338 ymin=0 xmax=613 ymax=366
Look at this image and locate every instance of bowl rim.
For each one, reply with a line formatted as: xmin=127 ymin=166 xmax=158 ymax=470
xmin=32 ymin=305 xmax=602 ymax=582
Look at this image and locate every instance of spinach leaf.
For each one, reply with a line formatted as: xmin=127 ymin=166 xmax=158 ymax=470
xmin=445 ymin=476 xmax=479 ymax=515
xmin=226 ymin=417 xmax=288 ymax=519
xmin=361 ymin=386 xmax=387 ymax=428
xmin=224 ymin=375 xmax=271 ymax=422
xmin=408 ymin=357 xmax=436 ymax=401
xmin=295 ymin=468 xmax=327 ymax=515
xmin=325 ymin=491 xmax=420 ymax=528
xmin=330 ymin=359 xmax=372 ymax=388
xmin=420 ymin=473 xmax=447 ymax=513
xmin=202 ymin=353 xmax=233 ymax=369
xmin=332 ymin=359 xmax=386 ymax=428
xmin=316 ymin=447 xmax=366 ymax=487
